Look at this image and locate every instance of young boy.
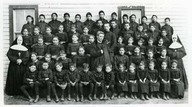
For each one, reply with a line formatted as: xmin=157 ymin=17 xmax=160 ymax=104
xmin=38 ymin=62 xmax=53 ymax=102
xmin=92 ymin=65 xmax=105 ymax=100
xmin=43 ymin=53 xmax=55 ymax=71
xmin=127 ymin=63 xmax=138 ymax=99
xmin=159 ymin=61 xmax=171 ymax=100
xmin=51 ymin=62 xmax=68 ymax=102
xmin=32 ymin=26 xmax=43 ymax=45
xmin=48 ymin=13 xmax=62 ymax=35
xmin=161 ymin=17 xmax=174 ymax=39
xmin=170 ymin=60 xmax=184 ymax=99
xmin=79 ymin=63 xmax=94 ymax=101
xmin=55 ymin=24 xmax=68 ymax=47
xmin=120 ymin=22 xmax=134 ymax=45
xmin=36 ymin=14 xmax=48 ymax=35
xmin=104 ymin=64 xmax=115 ymax=100
xmin=43 ymin=26 xmax=54 ymax=45
xmin=74 ymin=14 xmax=84 ymax=34
xmin=110 ymin=20 xmax=120 ymax=39
xmin=137 ymin=61 xmax=149 ymax=100
xmin=147 ymin=25 xmax=160 ymax=44
xmin=141 ymin=16 xmax=149 ymax=32
xmin=125 ymin=37 xmax=136 ymax=57
xmin=31 ymin=37 xmax=47 ymax=60
xmin=66 ymin=63 xmax=80 ymax=102
xmin=57 ymin=50 xmax=72 ymax=70
xmin=84 ymin=12 xmax=95 ymax=34
xmin=97 ymin=10 xmax=108 ymax=24
xmin=20 ymin=63 xmax=39 ymax=103
xmin=149 ymin=15 xmax=161 ymax=32
xmin=129 ymin=14 xmax=139 ymax=32
xmin=22 ymin=28 xmax=32 ymax=50
xmin=147 ymin=61 xmax=160 ymax=98
xmin=62 ymin=13 xmax=73 ymax=33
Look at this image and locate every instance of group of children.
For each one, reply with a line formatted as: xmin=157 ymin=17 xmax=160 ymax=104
xmin=6 ymin=10 xmax=187 ymax=103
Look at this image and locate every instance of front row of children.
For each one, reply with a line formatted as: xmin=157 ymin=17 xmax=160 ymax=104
xmin=20 ymin=57 xmax=185 ymax=103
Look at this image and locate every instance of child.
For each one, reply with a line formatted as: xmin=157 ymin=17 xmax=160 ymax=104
xmin=145 ymin=50 xmax=156 ymax=68
xmin=157 ymin=48 xmax=171 ymax=70
xmin=170 ymin=60 xmax=184 ymax=99
xmin=28 ymin=52 xmax=42 ymax=71
xmin=93 ymin=20 xmax=104 ymax=35
xmin=31 ymin=37 xmax=47 ymax=60
xmin=149 ymin=15 xmax=161 ymax=32
xmin=104 ymin=64 xmax=115 ymax=100
xmin=67 ymin=34 xmax=83 ymax=57
xmin=137 ymin=38 xmax=146 ymax=56
xmin=73 ymin=46 xmax=90 ymax=71
xmin=57 ymin=50 xmax=72 ymax=70
xmin=159 ymin=61 xmax=171 ymax=100
xmin=32 ymin=26 xmax=43 ymax=44
xmin=120 ymin=22 xmax=134 ymax=45
xmin=114 ymin=36 xmax=125 ymax=55
xmin=55 ymin=24 xmax=68 ymax=47
xmin=43 ymin=26 xmax=54 ymax=45
xmin=130 ymin=47 xmax=145 ymax=67
xmin=125 ymin=37 xmax=136 ymax=57
xmin=137 ymin=61 xmax=149 ymax=100
xmin=92 ymin=65 xmax=105 ymax=100
xmin=21 ymin=15 xmax=35 ymax=35
xmin=84 ymin=12 xmax=95 ymax=34
xmin=159 ymin=29 xmax=170 ymax=47
xmin=79 ymin=26 xmax=91 ymax=45
xmin=66 ymin=63 xmax=80 ymax=102
xmin=48 ymin=13 xmax=62 ymax=35
xmin=109 ymin=12 xmax=120 ymax=29
xmin=146 ymin=38 xmax=157 ymax=55
xmin=141 ymin=16 xmax=149 ymax=32
xmin=79 ymin=63 xmax=94 ymax=101
xmin=114 ymin=47 xmax=129 ymax=72
xmin=134 ymin=25 xmax=148 ymax=45
xmin=43 ymin=53 xmax=55 ymax=71
xmin=51 ymin=62 xmax=68 ymax=102
xmin=20 ymin=63 xmax=39 ymax=103
xmin=161 ymin=17 xmax=174 ymax=39
xmin=22 ymin=28 xmax=32 ymax=50
xmin=127 ymin=63 xmax=138 ymax=99
xmin=74 ymin=14 xmax=84 ymax=34
xmin=156 ymin=38 xmax=166 ymax=58
xmin=129 ymin=14 xmax=139 ymax=32
xmin=147 ymin=25 xmax=160 ymax=44
xmin=97 ymin=10 xmax=108 ymax=24
xmin=68 ymin=25 xmax=80 ymax=43
xmin=62 ymin=13 xmax=73 ymax=33
xmin=38 ymin=62 xmax=53 ymax=102
xmin=116 ymin=64 xmax=128 ymax=98
xmin=147 ymin=61 xmax=160 ymax=98
xmin=36 ymin=14 xmax=48 ymax=35
xmin=121 ymin=14 xmax=129 ymax=30
xmin=110 ymin=20 xmax=120 ymax=39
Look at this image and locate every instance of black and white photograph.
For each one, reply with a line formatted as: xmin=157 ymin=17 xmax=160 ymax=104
xmin=1 ymin=0 xmax=191 ymax=105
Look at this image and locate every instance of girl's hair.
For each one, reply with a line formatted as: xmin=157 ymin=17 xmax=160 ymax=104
xmin=26 ymin=15 xmax=34 ymax=24
xmin=34 ymin=26 xmax=40 ymax=31
xmin=55 ymin=62 xmax=63 ymax=67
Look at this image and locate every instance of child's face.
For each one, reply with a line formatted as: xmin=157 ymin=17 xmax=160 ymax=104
xmin=39 ymin=16 xmax=45 ymax=22
xmin=17 ymin=36 xmax=23 ymax=45
xmin=161 ymin=62 xmax=167 ymax=69
xmin=56 ymin=65 xmax=63 ymax=72
xmin=105 ymin=66 xmax=112 ymax=73
xmin=42 ymin=63 xmax=49 ymax=70
xmin=23 ymin=29 xmax=29 ymax=36
xmin=78 ymin=48 xmax=85 ymax=55
xmin=119 ymin=48 xmax=125 ymax=55
xmin=45 ymin=55 xmax=51 ymax=62
xmin=29 ymin=65 xmax=36 ymax=72
xmin=64 ymin=15 xmax=70 ymax=20
xmin=134 ymin=48 xmax=140 ymax=54
xmin=150 ymin=26 xmax=155 ymax=31
xmin=72 ymin=35 xmax=78 ymax=42
xmin=119 ymin=65 xmax=125 ymax=72
xmin=99 ymin=13 xmax=105 ymax=18
xmin=27 ymin=17 xmax=33 ymax=23
xmin=118 ymin=37 xmax=123 ymax=43
xmin=104 ymin=24 xmax=110 ymax=31
xmin=69 ymin=66 xmax=76 ymax=71
xmin=89 ymin=36 xmax=95 ymax=43
xmin=53 ymin=38 xmax=59 ymax=45
xmin=172 ymin=62 xmax=177 ymax=68
xmin=128 ymin=38 xmax=133 ymax=44
xmin=139 ymin=64 xmax=145 ymax=69
xmin=97 ymin=21 xmax=103 ymax=27
xmin=46 ymin=28 xmax=52 ymax=34
xmin=161 ymin=50 xmax=167 ymax=56
xmin=158 ymin=39 xmax=163 ymax=45
xmin=112 ymin=14 xmax=117 ymax=19
xmin=86 ymin=15 xmax=92 ymax=20
xmin=165 ymin=19 xmax=170 ymax=25
xmin=31 ymin=54 xmax=37 ymax=61
xmin=59 ymin=25 xmax=64 ymax=31
xmin=130 ymin=15 xmax=136 ymax=22
xmin=83 ymin=27 xmax=89 ymax=33
xmin=60 ymin=53 xmax=66 ymax=59
xmin=111 ymin=21 xmax=117 ymax=28
xmin=96 ymin=67 xmax=102 ymax=72
xmin=75 ymin=16 xmax=81 ymax=21
xmin=52 ymin=14 xmax=57 ymax=20
xmin=97 ymin=34 xmax=104 ymax=42
xmin=71 ymin=27 xmax=76 ymax=32
xmin=142 ymin=18 xmax=147 ymax=23
xmin=138 ymin=41 xmax=143 ymax=46
xmin=148 ymin=40 xmax=153 ymax=45
xmin=129 ymin=65 xmax=135 ymax=72
xmin=123 ymin=17 xmax=128 ymax=22
xmin=152 ymin=16 xmax=157 ymax=22
xmin=84 ymin=67 xmax=89 ymax=72
xmin=149 ymin=63 xmax=155 ymax=70
xmin=124 ymin=24 xmax=130 ymax=30
xmin=38 ymin=38 xmax=43 ymax=44
xmin=148 ymin=52 xmax=153 ymax=58
xmin=34 ymin=28 xmax=40 ymax=34
xmin=161 ymin=31 xmax=167 ymax=36
xmin=138 ymin=26 xmax=143 ymax=32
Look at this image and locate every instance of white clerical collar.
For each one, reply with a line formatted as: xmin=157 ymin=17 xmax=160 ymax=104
xmin=10 ymin=44 xmax=28 ymax=51
xmin=169 ymin=42 xmax=182 ymax=49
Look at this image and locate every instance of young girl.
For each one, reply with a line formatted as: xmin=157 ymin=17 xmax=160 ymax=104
xmin=130 ymin=47 xmax=145 ymax=67
xmin=32 ymin=26 xmax=43 ymax=45
xmin=145 ymin=50 xmax=156 ymax=68
xmin=22 ymin=28 xmax=32 ymax=51
xmin=114 ymin=47 xmax=129 ymax=72
xmin=31 ymin=37 xmax=47 ymax=60
xmin=147 ymin=61 xmax=160 ymax=99
xmin=67 ymin=34 xmax=83 ymax=57
xmin=57 ymin=50 xmax=72 ymax=70
xmin=28 ymin=52 xmax=42 ymax=71
xmin=55 ymin=24 xmax=68 ymax=48
xmin=116 ymin=64 xmax=128 ymax=98
xmin=47 ymin=36 xmax=65 ymax=61
xmin=21 ymin=15 xmax=35 ymax=35
xmin=146 ymin=38 xmax=157 ymax=55
xmin=137 ymin=61 xmax=149 ymax=100
xmin=51 ymin=62 xmax=68 ymax=102
xmin=127 ymin=63 xmax=138 ymax=99
xmin=170 ymin=60 xmax=184 ymax=99
xmin=137 ymin=38 xmax=146 ymax=56
xmin=114 ymin=36 xmax=125 ymax=55
xmin=161 ymin=17 xmax=174 ymax=39
xmin=44 ymin=26 xmax=54 ymax=45
xmin=156 ymin=38 xmax=166 ymax=58
xmin=79 ymin=26 xmax=91 ymax=45
xmin=125 ymin=37 xmax=136 ymax=57
xmin=159 ymin=61 xmax=171 ymax=100
xmin=157 ymin=48 xmax=171 ymax=70
xmin=73 ymin=46 xmax=90 ymax=71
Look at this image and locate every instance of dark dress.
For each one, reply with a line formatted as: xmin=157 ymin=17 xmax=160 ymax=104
xmin=36 ymin=21 xmax=48 ymax=35
xmin=137 ymin=68 xmax=149 ymax=94
xmin=114 ymin=54 xmax=129 ymax=71
xmin=147 ymin=69 xmax=160 ymax=92
xmin=116 ymin=71 xmax=128 ymax=92
xmin=47 ymin=44 xmax=65 ymax=57
xmin=73 ymin=54 xmax=90 ymax=71
xmin=48 ymin=19 xmax=62 ymax=35
xmin=57 ymin=57 xmax=72 ymax=70
xmin=84 ymin=19 xmax=95 ymax=34
xmin=159 ymin=68 xmax=171 ymax=93
xmin=21 ymin=23 xmax=35 ymax=35
xmin=5 ymin=47 xmax=29 ymax=95
xmin=127 ymin=71 xmax=138 ymax=92
xmin=130 ymin=54 xmax=145 ymax=67
xmin=119 ymin=29 xmax=134 ymax=45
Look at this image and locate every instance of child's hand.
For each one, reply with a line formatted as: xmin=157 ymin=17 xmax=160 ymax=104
xmin=106 ymin=85 xmax=109 ymax=89
xmin=100 ymin=50 xmax=103 ymax=54
xmin=139 ymin=79 xmax=142 ymax=82
xmin=52 ymin=55 xmax=57 ymax=59
xmin=71 ymin=52 xmax=77 ymax=55
xmin=45 ymin=78 xmax=49 ymax=80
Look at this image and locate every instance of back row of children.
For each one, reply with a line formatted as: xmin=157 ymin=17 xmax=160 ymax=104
xmin=5 ymin=10 xmax=187 ymax=103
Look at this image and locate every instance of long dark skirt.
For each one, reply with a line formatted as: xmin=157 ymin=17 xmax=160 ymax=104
xmin=177 ymin=59 xmax=188 ymax=89
xmin=138 ymin=80 xmax=149 ymax=94
xmin=128 ymin=81 xmax=138 ymax=92
xmin=171 ymin=81 xmax=184 ymax=97
xmin=117 ymin=83 xmax=128 ymax=93
xmin=149 ymin=81 xmax=160 ymax=92
xmin=160 ymin=82 xmax=170 ymax=93
xmin=5 ymin=62 xmax=26 ymax=96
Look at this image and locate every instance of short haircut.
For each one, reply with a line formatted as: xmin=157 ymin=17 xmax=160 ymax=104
xmin=86 ymin=12 xmax=92 ymax=17
xmin=51 ymin=13 xmax=58 ymax=17
xmin=99 ymin=10 xmax=105 ymax=15
xmin=75 ymin=14 xmax=81 ymax=19
xmin=165 ymin=17 xmax=170 ymax=21
xmin=122 ymin=14 xmax=128 ymax=19
xmin=141 ymin=16 xmax=147 ymax=20
xmin=111 ymin=12 xmax=117 ymax=16
xmin=55 ymin=62 xmax=63 ymax=67
xmin=39 ymin=14 xmax=45 ymax=18
xmin=64 ymin=13 xmax=70 ymax=17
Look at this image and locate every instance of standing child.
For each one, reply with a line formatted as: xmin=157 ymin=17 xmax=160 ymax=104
xmin=120 ymin=22 xmax=134 ymax=45
xmin=170 ymin=60 xmax=184 ymax=99
xmin=43 ymin=26 xmax=54 ymax=45
xmin=129 ymin=14 xmax=139 ymax=32
xmin=55 ymin=24 xmax=68 ymax=48
xmin=74 ymin=14 xmax=84 ymax=34
xmin=141 ymin=16 xmax=149 ymax=33
xmin=84 ymin=12 xmax=95 ymax=34
xmin=62 ymin=13 xmax=73 ymax=33
xmin=20 ymin=63 xmax=39 ymax=103
xmin=36 ymin=14 xmax=48 ymax=35
xmin=79 ymin=63 xmax=94 ymax=101
xmin=149 ymin=15 xmax=161 ymax=32
xmin=92 ymin=65 xmax=105 ymax=100
xmin=22 ymin=28 xmax=32 ymax=50
xmin=32 ymin=26 xmax=43 ymax=45
xmin=48 ymin=13 xmax=62 ymax=35
xmin=66 ymin=63 xmax=80 ymax=102
xmin=125 ymin=37 xmax=136 ymax=57
xmin=38 ymin=62 xmax=53 ymax=102
xmin=127 ymin=63 xmax=138 ymax=99
xmin=161 ymin=17 xmax=174 ymax=39
xmin=114 ymin=36 xmax=125 ymax=55
xmin=137 ymin=61 xmax=149 ymax=100
xmin=51 ymin=62 xmax=68 ymax=102
xmin=57 ymin=50 xmax=72 ymax=70
xmin=116 ymin=64 xmax=128 ymax=98
xmin=159 ymin=61 xmax=171 ymax=100
xmin=21 ymin=15 xmax=35 ymax=35
xmin=147 ymin=61 xmax=160 ymax=98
